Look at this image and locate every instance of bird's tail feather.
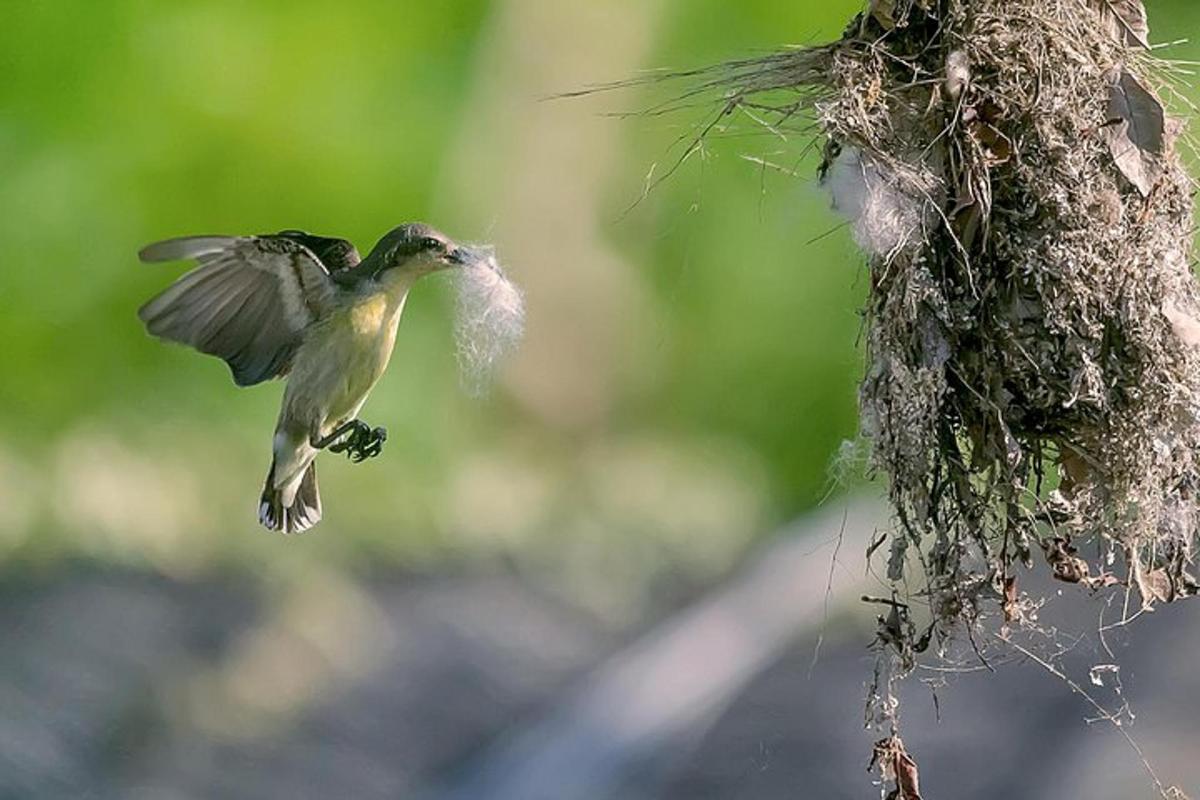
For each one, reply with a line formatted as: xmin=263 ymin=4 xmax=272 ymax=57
xmin=259 ymin=460 xmax=322 ymax=534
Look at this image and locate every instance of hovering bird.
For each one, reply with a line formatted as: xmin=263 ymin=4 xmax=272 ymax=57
xmin=138 ymin=224 xmax=466 ymax=534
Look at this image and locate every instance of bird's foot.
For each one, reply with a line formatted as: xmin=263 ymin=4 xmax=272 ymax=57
xmin=351 ymin=425 xmax=387 ymax=463
xmin=327 ymin=420 xmax=387 ymax=463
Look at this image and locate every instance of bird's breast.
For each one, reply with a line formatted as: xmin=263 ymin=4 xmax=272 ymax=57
xmin=342 ymin=289 xmax=408 ymax=361
xmin=282 ymin=289 xmax=409 ymax=433
xmin=349 ymin=294 xmax=391 ymax=338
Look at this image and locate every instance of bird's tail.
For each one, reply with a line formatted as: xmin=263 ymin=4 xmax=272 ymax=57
xmin=258 ymin=460 xmax=322 ymax=534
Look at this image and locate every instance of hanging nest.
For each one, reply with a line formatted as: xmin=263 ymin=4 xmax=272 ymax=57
xmin=651 ymin=0 xmax=1200 ymax=625
xmin=824 ymin=1 xmax=1200 ymax=631
xmin=596 ymin=0 xmax=1198 ymax=793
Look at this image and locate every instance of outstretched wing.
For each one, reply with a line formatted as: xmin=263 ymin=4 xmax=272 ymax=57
xmin=274 ymin=230 xmax=362 ymax=274
xmin=138 ymin=234 xmax=339 ymax=386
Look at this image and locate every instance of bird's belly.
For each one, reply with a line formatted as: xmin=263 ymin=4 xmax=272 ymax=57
xmin=282 ymin=298 xmax=404 ymax=436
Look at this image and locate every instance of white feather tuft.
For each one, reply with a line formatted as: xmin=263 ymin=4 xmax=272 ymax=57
xmin=823 ymin=146 xmax=923 ymax=258
xmin=452 ymin=245 xmax=526 ymax=395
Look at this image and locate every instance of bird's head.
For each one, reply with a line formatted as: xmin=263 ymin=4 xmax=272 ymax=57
xmin=368 ymin=223 xmax=465 ymax=280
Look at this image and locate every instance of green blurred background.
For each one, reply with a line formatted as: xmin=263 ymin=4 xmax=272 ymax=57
xmin=1 ymin=0 xmax=1198 ymax=610
xmin=0 ymin=0 xmax=865 ymax=609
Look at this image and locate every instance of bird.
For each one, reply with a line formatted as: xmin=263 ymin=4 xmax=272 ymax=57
xmin=137 ymin=223 xmax=466 ymax=534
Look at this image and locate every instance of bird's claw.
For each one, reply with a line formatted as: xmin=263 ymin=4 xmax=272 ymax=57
xmin=326 ymin=420 xmax=367 ymax=455
xmin=351 ymin=427 xmax=387 ymax=463
xmin=328 ymin=421 xmax=387 ymax=463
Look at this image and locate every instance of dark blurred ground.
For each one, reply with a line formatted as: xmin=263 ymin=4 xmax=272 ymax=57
xmin=0 ymin=567 xmax=608 ymax=800
xmin=3 ymin=509 xmax=1197 ymax=800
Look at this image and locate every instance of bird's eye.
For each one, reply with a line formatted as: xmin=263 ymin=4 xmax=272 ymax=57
xmin=422 ymin=237 xmax=442 ymax=251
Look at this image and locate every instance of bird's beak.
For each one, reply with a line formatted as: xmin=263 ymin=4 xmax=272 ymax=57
xmin=444 ymin=246 xmax=467 ymax=266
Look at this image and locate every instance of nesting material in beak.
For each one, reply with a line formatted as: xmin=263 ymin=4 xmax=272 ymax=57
xmin=452 ymin=245 xmax=525 ymax=394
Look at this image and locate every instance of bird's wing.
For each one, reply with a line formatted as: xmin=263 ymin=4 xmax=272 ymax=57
xmin=274 ymin=230 xmax=362 ymax=274
xmin=137 ymin=234 xmax=339 ymax=386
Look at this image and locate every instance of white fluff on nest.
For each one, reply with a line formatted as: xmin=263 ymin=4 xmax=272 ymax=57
xmin=453 ymin=245 xmax=526 ymax=394
xmin=823 ymin=146 xmax=923 ymax=258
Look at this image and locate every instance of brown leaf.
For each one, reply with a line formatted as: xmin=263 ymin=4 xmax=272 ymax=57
xmin=894 ymin=751 xmax=921 ymax=800
xmin=1059 ymin=448 xmax=1089 ymax=494
xmin=1142 ymin=568 xmax=1176 ymax=604
xmin=1003 ymin=575 xmax=1019 ymax=623
xmin=887 ymin=531 xmax=910 ymax=582
xmin=1164 ymin=302 xmax=1200 ymax=348
xmin=970 ymin=119 xmax=1013 ymax=166
xmin=871 ymin=737 xmax=923 ymax=800
xmin=1083 ymin=572 xmax=1123 ymax=591
xmin=870 ymin=0 xmax=898 ymax=29
xmin=1104 ymin=69 xmax=1165 ymax=196
xmin=1043 ymin=537 xmax=1090 ymax=584
xmin=1106 ymin=0 xmax=1150 ymax=48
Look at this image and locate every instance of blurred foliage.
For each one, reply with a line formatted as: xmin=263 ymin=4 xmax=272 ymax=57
xmin=1 ymin=1 xmax=1197 ymax=616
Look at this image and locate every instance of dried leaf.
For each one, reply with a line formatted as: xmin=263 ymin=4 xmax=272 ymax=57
xmin=1163 ymin=302 xmax=1200 ymax=348
xmin=965 ymin=104 xmax=1013 ymax=166
xmin=1104 ymin=69 xmax=1165 ymax=196
xmin=1059 ymin=449 xmax=1089 ymax=493
xmin=887 ymin=531 xmax=910 ymax=581
xmin=1105 ymin=0 xmax=1150 ymax=48
xmin=1002 ymin=575 xmax=1019 ymax=623
xmin=871 ymin=0 xmax=897 ymax=29
xmin=1082 ymin=572 xmax=1123 ymax=591
xmin=1043 ymin=537 xmax=1090 ymax=584
xmin=1142 ymin=568 xmax=1175 ymax=603
xmin=894 ymin=750 xmax=921 ymax=800
xmin=975 ymin=121 xmax=1012 ymax=165
xmin=871 ymin=737 xmax=923 ymax=800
